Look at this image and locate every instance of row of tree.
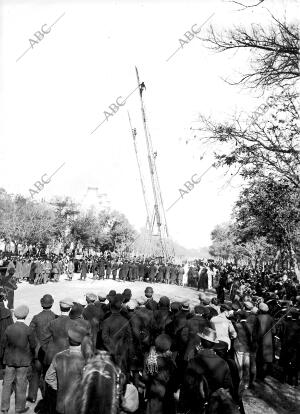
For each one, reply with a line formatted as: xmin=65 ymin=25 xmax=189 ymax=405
xmin=0 ymin=188 xmax=136 ymax=254
xmin=197 ymin=2 xmax=300 ymax=272
xmin=0 ymin=189 xmax=207 ymax=260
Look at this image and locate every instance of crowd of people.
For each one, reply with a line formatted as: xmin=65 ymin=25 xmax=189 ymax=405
xmin=0 ymin=253 xmax=187 ymax=287
xmin=0 ymin=260 xmax=300 ymax=414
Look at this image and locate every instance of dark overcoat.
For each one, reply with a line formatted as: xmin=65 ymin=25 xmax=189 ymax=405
xmin=153 ymin=309 xmax=173 ymax=337
xmin=278 ymin=319 xmax=300 ymax=369
xmin=83 ymin=303 xmax=103 ymax=350
xmin=80 ymin=261 xmax=88 ymax=278
xmin=145 ymin=298 xmax=158 ymax=312
xmin=149 ymin=265 xmax=157 ymax=282
xmin=101 ymin=311 xmax=133 ymax=372
xmin=29 ymin=309 xmax=57 ymax=357
xmin=138 ymin=263 xmax=146 ymax=279
xmin=179 ymin=349 xmax=233 ymax=414
xmin=1 ymin=321 xmax=36 ymax=366
xmin=198 ymin=268 xmax=208 ymax=290
xmin=143 ymin=354 xmax=178 ymax=414
xmin=0 ymin=302 xmax=13 ymax=363
xmin=130 ymin=307 xmax=154 ymax=369
xmin=43 ymin=315 xmax=72 ymax=365
xmin=51 ymin=349 xmax=85 ymax=414
xmin=256 ymin=313 xmax=274 ymax=363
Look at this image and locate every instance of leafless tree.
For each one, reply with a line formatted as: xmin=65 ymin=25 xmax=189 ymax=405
xmin=201 ymin=14 xmax=299 ymax=90
xmin=195 ymin=88 xmax=300 ymax=187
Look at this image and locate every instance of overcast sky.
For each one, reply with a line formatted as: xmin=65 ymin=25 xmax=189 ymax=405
xmin=0 ymin=0 xmax=297 ymax=249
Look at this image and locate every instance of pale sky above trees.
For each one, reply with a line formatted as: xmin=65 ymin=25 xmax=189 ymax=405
xmin=1 ymin=0 xmax=298 ymax=249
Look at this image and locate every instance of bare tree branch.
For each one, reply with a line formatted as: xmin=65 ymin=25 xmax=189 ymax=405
xmin=200 ymin=16 xmax=299 ymax=90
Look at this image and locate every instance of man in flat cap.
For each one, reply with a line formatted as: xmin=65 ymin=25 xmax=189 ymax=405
xmin=42 ymin=298 xmax=74 ymax=413
xmin=27 ymin=294 xmax=57 ymax=403
xmin=45 ymin=325 xmax=88 ymax=414
xmin=1 ymin=304 xmax=36 ymax=414
xmin=82 ymin=293 xmax=103 ymax=351
xmin=43 ymin=298 xmax=74 ymax=369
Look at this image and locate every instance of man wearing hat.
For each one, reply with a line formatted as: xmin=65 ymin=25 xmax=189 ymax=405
xmin=168 ymin=301 xmax=190 ymax=338
xmin=94 ymin=293 xmax=109 ymax=314
xmin=186 ymin=305 xmax=211 ymax=337
xmin=144 ymin=286 xmax=158 ymax=311
xmin=101 ymin=293 xmax=133 ymax=374
xmin=183 ymin=305 xmax=212 ymax=362
xmin=43 ymin=298 xmax=74 ymax=369
xmin=203 ymin=297 xmax=220 ymax=320
xmin=69 ymin=303 xmax=92 ymax=339
xmin=179 ymin=327 xmax=233 ymax=414
xmin=122 ymin=288 xmax=132 ymax=304
xmin=82 ymin=293 xmax=103 ymax=350
xmin=256 ymin=302 xmax=275 ymax=381
xmin=27 ymin=294 xmax=57 ymax=403
xmin=153 ymin=296 xmax=173 ymax=338
xmin=42 ymin=298 xmax=74 ymax=412
xmin=131 ymin=297 xmax=155 ymax=381
xmin=45 ymin=325 xmax=88 ymax=414
xmin=211 ymin=304 xmax=237 ymax=351
xmin=1 ymin=304 xmax=36 ymax=414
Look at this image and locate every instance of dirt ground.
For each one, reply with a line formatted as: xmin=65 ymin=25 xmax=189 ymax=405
xmin=1 ymin=273 xmax=299 ymax=413
xmin=243 ymin=377 xmax=300 ymax=414
xmin=13 ymin=273 xmax=206 ymax=321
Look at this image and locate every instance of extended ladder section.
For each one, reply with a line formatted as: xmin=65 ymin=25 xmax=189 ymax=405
xmin=134 ymin=67 xmax=175 ymax=261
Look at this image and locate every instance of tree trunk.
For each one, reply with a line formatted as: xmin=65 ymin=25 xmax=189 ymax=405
xmin=274 ymin=248 xmax=281 ymax=271
xmin=290 ymin=242 xmax=300 ymax=282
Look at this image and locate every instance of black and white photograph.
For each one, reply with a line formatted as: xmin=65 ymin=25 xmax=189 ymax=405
xmin=0 ymin=0 xmax=299 ymax=413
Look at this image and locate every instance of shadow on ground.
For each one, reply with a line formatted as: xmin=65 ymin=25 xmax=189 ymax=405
xmin=243 ymin=376 xmax=300 ymax=414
